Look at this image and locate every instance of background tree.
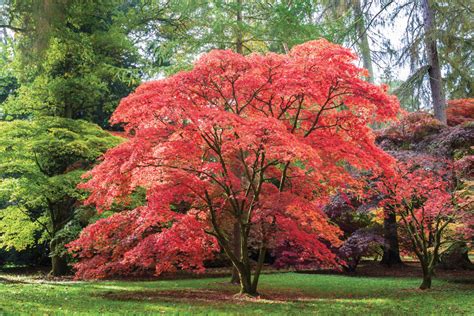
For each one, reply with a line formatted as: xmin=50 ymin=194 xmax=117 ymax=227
xmin=0 ymin=0 xmax=186 ymax=126
xmin=0 ymin=40 xmax=17 ymax=107
xmin=0 ymin=117 xmax=120 ymax=275
xmin=421 ymin=0 xmax=446 ymax=124
xmin=386 ymin=0 xmax=472 ymax=120
xmin=154 ymin=0 xmax=350 ymax=75
xmin=0 ymin=1 xmax=142 ymax=125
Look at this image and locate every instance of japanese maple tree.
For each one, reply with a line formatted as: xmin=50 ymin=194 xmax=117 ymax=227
xmin=68 ymin=39 xmax=399 ymax=295
xmin=376 ymin=156 xmax=471 ymax=290
xmin=446 ymin=98 xmax=474 ymax=126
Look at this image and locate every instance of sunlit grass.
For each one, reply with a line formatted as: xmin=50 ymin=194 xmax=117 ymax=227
xmin=0 ymin=272 xmax=472 ymax=315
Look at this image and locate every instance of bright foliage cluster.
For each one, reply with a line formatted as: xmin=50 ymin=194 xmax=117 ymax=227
xmin=68 ymin=39 xmax=399 ymax=279
xmin=446 ymin=98 xmax=474 ymax=126
xmin=376 ymin=155 xmax=472 ymax=252
xmin=377 ymin=111 xmax=444 ymax=143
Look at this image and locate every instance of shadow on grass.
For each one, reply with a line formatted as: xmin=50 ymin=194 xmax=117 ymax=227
xmin=0 ymin=276 xmax=33 ymax=285
xmin=444 ymin=278 xmax=474 ymax=285
xmin=97 ymin=278 xmax=473 ymax=307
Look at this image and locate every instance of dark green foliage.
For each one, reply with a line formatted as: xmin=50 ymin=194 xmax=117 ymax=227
xmin=1 ymin=1 xmax=144 ymax=125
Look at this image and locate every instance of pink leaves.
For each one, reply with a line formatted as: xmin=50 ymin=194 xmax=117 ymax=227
xmin=375 ymin=155 xmax=466 ymax=242
xmin=70 ymin=39 xmax=400 ymax=279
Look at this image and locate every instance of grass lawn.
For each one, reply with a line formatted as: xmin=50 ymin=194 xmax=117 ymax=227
xmin=0 ymin=270 xmax=473 ymax=315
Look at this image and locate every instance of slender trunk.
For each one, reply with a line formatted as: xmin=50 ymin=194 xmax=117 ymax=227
xmin=422 ymin=0 xmax=447 ymax=124
xmin=381 ymin=210 xmax=403 ymax=266
xmin=420 ymin=262 xmax=433 ymax=290
xmin=235 ymin=0 xmax=243 ymax=54
xmin=230 ymin=222 xmax=241 ymax=284
xmin=353 ymin=0 xmax=374 ymax=83
xmin=251 ymin=247 xmax=266 ymax=293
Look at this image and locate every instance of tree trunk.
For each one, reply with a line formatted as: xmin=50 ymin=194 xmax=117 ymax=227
xmin=380 ymin=210 xmax=403 ymax=266
xmin=235 ymin=0 xmax=243 ymax=54
xmin=422 ymin=0 xmax=447 ymax=124
xmin=420 ymin=274 xmax=432 ymax=290
xmin=230 ymin=222 xmax=241 ymax=284
xmin=250 ymin=247 xmax=266 ymax=294
xmin=47 ymin=201 xmax=74 ymax=276
xmin=438 ymin=241 xmax=474 ymax=270
xmin=353 ymin=0 xmax=374 ymax=83
xmin=49 ymin=236 xmax=69 ymax=276
xmin=230 ymin=267 xmax=240 ymax=284
xmin=420 ymin=264 xmax=433 ymax=290
xmin=50 ymin=253 xmax=69 ymax=276
xmin=239 ymin=274 xmax=256 ymax=295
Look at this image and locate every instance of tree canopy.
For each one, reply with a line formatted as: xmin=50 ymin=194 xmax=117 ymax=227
xmin=68 ymin=39 xmax=399 ymax=295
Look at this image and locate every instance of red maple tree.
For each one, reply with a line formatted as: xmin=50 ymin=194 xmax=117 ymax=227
xmin=68 ymin=39 xmax=399 ymax=295
xmin=376 ymin=156 xmax=471 ymax=290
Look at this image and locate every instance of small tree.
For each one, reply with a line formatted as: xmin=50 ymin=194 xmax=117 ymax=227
xmin=377 ymin=156 xmax=469 ymax=289
xmin=339 ymin=229 xmax=383 ymax=272
xmin=69 ymin=39 xmax=399 ymax=295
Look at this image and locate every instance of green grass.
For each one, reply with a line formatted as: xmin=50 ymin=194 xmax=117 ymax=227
xmin=0 ymin=272 xmax=473 ymax=315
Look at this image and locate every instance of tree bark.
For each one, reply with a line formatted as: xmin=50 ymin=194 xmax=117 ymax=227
xmin=49 ymin=237 xmax=69 ymax=276
xmin=422 ymin=0 xmax=447 ymax=124
xmin=353 ymin=0 xmax=374 ymax=83
xmin=238 ymin=267 xmax=256 ymax=296
xmin=380 ymin=210 xmax=403 ymax=266
xmin=230 ymin=222 xmax=241 ymax=284
xmin=420 ymin=263 xmax=433 ymax=290
xmin=438 ymin=241 xmax=474 ymax=270
xmin=235 ymin=0 xmax=243 ymax=54
xmin=47 ymin=200 xmax=75 ymax=276
xmin=50 ymin=253 xmax=69 ymax=276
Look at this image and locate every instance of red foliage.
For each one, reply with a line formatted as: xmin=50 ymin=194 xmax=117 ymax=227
xmin=454 ymin=155 xmax=474 ymax=180
xmin=447 ymin=99 xmax=474 ymax=126
xmin=378 ymin=156 xmax=454 ymax=217
xmin=69 ymin=39 xmax=399 ymax=281
xmin=375 ymin=155 xmax=474 ymax=289
xmin=377 ymin=111 xmax=444 ymax=143
xmin=376 ymin=155 xmax=472 ymax=251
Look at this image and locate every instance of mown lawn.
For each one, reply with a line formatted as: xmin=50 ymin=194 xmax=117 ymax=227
xmin=0 ymin=271 xmax=473 ymax=315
